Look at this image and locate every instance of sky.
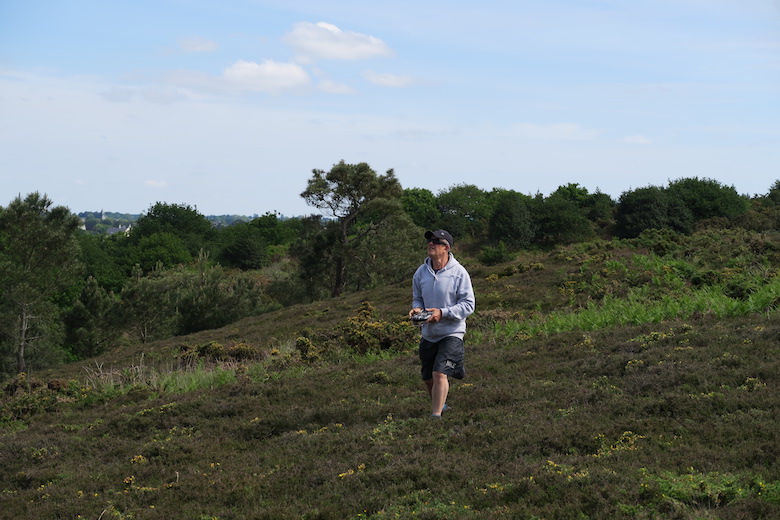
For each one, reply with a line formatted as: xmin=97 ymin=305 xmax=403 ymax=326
xmin=2 ymin=0 xmax=779 ymax=217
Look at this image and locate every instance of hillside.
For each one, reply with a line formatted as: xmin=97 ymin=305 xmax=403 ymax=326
xmin=3 ymin=231 xmax=780 ymax=519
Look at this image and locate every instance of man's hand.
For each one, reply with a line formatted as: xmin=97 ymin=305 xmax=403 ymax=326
xmin=409 ymin=307 xmax=423 ymax=319
xmin=426 ymin=308 xmax=442 ymax=323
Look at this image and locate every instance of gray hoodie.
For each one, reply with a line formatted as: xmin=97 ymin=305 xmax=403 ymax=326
xmin=412 ymin=253 xmax=475 ymax=342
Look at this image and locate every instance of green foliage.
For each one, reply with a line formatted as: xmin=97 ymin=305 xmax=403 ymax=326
xmin=215 ymin=221 xmax=269 ymax=270
xmin=129 ymin=202 xmax=216 ymax=259
xmin=615 ymin=185 xmax=693 ymax=238
xmin=302 ymin=160 xmax=403 ymax=220
xmin=175 ymin=252 xmax=277 ymax=335
xmin=78 ymin=211 xmax=138 ymax=233
xmin=295 ymin=335 xmax=320 ymax=363
xmin=215 ymin=212 xmax=299 ymax=270
xmin=179 ymin=341 xmax=264 ymax=364
xmin=614 ymin=178 xmax=748 ymax=239
xmin=0 ymin=192 xmax=82 ymax=376
xmin=295 ymin=301 xmax=418 ymax=362
xmin=480 ymin=241 xmax=514 ymax=266
xmin=121 ymin=255 xmax=280 ymax=342
xmin=120 ymin=265 xmax=179 ymax=343
xmin=63 ymin=277 xmax=122 ymax=359
xmin=300 ymin=160 xmax=406 ymax=297
xmin=349 ymin=212 xmax=423 ymax=290
xmin=640 ymin=468 xmax=780 ymax=509
xmin=289 ymin=216 xmax=339 ymax=301
xmin=1 ymin=373 xmax=82 ymax=422
xmin=666 ymin=176 xmax=749 ymax=222
xmin=488 ymin=190 xmax=534 ymax=247
xmin=401 ymin=187 xmax=439 ymax=229
xmin=766 ymin=179 xmax=780 ymax=206
xmin=435 ymin=183 xmax=493 ymax=239
xmin=132 ymin=231 xmax=192 ymax=272
xmin=337 ymin=301 xmax=418 ymax=355
xmin=76 ymin=233 xmax=127 ymax=292
xmin=531 ymin=192 xmax=594 ymax=244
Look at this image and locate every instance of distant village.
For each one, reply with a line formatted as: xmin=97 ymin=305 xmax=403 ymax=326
xmin=77 ymin=210 xmax=264 ymax=235
xmin=77 ymin=210 xmax=136 ymax=235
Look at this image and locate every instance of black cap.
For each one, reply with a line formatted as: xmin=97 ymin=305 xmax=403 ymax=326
xmin=425 ymin=229 xmax=454 ymax=247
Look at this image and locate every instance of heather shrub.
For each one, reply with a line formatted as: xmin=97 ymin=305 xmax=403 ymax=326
xmin=295 ymin=302 xmax=418 ymax=361
xmin=180 ymin=340 xmax=264 ymax=363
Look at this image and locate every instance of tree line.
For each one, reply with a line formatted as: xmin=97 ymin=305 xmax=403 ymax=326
xmin=2 ymin=160 xmax=779 ymax=379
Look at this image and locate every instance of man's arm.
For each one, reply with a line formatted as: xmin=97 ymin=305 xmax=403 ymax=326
xmin=440 ymin=270 xmax=475 ymax=320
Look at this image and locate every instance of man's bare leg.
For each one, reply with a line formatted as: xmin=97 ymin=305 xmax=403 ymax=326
xmin=427 ymin=371 xmax=449 ymax=416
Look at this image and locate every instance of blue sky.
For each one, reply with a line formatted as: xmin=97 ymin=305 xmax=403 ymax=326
xmin=2 ymin=0 xmax=779 ymax=216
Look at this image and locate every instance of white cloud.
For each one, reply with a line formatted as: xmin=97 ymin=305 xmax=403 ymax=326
xmin=363 ymin=70 xmax=414 ymax=88
xmin=222 ymin=59 xmax=310 ymax=93
xmin=318 ymin=79 xmax=356 ymax=95
xmin=177 ymin=36 xmax=218 ymax=53
xmin=283 ymin=22 xmax=394 ymax=62
xmin=622 ymin=135 xmax=653 ymax=145
xmin=144 ymin=180 xmax=168 ymax=188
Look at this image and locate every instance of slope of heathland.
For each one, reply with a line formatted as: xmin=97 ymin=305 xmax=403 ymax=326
xmin=3 ymin=229 xmax=780 ymax=519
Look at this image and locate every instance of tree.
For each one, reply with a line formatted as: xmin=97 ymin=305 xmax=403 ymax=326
xmin=614 ymin=186 xmax=693 ymax=238
xmin=0 ymin=192 xmax=82 ymax=374
xmin=215 ymin=212 xmax=302 ymax=269
xmin=549 ymin=183 xmax=616 ymax=237
xmin=488 ymin=190 xmax=534 ymax=247
xmin=76 ymin=233 xmax=127 ymax=293
xmin=766 ymin=180 xmax=780 ymax=206
xmin=583 ymin=190 xmax=616 ymax=236
xmin=129 ymin=202 xmax=215 ymax=258
xmin=301 ymin=160 xmax=404 ymax=297
xmin=401 ymin=188 xmax=439 ymax=229
xmin=435 ymin=184 xmax=492 ymax=239
xmin=217 ymin=221 xmax=269 ymax=270
xmin=349 ymin=211 xmax=423 ymax=290
xmin=531 ymin=192 xmax=593 ymax=245
xmin=63 ymin=276 xmax=121 ymax=359
xmin=666 ymin=177 xmax=749 ymax=222
xmin=288 ymin=216 xmax=338 ymax=302
xmin=132 ymin=232 xmax=192 ymax=272
xmin=120 ymin=265 xmax=178 ymax=343
xmin=176 ymin=251 xmax=278 ymax=334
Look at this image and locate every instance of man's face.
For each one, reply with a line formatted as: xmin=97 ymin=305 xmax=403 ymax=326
xmin=427 ymin=238 xmax=448 ymax=256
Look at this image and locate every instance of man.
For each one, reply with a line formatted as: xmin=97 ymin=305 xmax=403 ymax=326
xmin=409 ymin=229 xmax=475 ymax=418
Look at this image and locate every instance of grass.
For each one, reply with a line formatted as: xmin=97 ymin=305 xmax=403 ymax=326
xmin=3 ymin=229 xmax=780 ymax=519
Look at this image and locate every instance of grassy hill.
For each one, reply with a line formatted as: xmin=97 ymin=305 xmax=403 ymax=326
xmin=3 ymin=230 xmax=780 ymax=519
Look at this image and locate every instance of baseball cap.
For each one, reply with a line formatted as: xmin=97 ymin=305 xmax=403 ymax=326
xmin=425 ymin=229 xmax=454 ymax=247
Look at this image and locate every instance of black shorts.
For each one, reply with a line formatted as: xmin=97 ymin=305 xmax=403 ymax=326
xmin=419 ymin=336 xmax=465 ymax=381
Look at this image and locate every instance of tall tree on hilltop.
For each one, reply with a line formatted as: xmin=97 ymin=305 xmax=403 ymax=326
xmin=301 ymin=160 xmax=404 ymax=297
xmin=0 ymin=192 xmax=81 ymax=375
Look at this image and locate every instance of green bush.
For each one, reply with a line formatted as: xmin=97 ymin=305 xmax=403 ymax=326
xmin=480 ymin=241 xmax=514 ymax=266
